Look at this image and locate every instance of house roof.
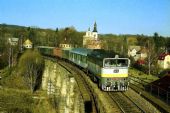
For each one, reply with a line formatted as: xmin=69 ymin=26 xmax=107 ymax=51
xmin=10 ymin=38 xmax=19 ymax=42
xmin=129 ymin=46 xmax=141 ymax=51
xmin=158 ymin=53 xmax=170 ymax=60
xmin=136 ymin=47 xmax=148 ymax=54
xmin=23 ymin=39 xmax=32 ymax=45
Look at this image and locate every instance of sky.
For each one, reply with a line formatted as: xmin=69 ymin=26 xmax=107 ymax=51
xmin=0 ymin=0 xmax=170 ymax=37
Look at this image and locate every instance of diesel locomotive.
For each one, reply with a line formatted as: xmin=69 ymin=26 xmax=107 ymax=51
xmin=37 ymin=46 xmax=130 ymax=91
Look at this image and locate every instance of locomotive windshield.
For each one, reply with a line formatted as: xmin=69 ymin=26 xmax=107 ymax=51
xmin=104 ymin=59 xmax=128 ymax=67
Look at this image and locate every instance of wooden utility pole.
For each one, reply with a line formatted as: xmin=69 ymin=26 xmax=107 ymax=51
xmin=148 ymin=40 xmax=151 ymax=75
xmin=8 ymin=45 xmax=11 ymax=68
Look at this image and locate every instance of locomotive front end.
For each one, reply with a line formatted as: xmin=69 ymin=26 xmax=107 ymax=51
xmin=100 ymin=58 xmax=129 ymax=91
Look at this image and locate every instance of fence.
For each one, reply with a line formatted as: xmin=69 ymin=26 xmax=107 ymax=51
xmin=129 ymin=76 xmax=170 ymax=104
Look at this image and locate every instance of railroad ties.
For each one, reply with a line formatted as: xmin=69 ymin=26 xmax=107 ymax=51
xmin=108 ymin=92 xmax=145 ymax=113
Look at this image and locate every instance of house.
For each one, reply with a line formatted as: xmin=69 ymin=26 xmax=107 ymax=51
xmin=136 ymin=47 xmax=148 ymax=60
xmin=59 ymin=37 xmax=72 ymax=48
xmin=8 ymin=38 xmax=19 ymax=46
xmin=128 ymin=46 xmax=147 ymax=61
xmin=23 ymin=39 xmax=33 ymax=49
xmin=59 ymin=44 xmax=72 ymax=48
xmin=158 ymin=53 xmax=170 ymax=69
xmin=128 ymin=46 xmax=141 ymax=58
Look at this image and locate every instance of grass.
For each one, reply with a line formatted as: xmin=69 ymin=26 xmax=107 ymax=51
xmin=129 ymin=68 xmax=159 ymax=83
xmin=0 ymin=67 xmax=56 ymax=113
xmin=0 ymin=88 xmax=33 ymax=113
xmin=0 ymin=88 xmax=56 ymax=113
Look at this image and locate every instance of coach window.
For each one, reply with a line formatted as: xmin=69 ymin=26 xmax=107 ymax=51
xmin=83 ymin=56 xmax=86 ymax=62
xmin=75 ymin=54 xmax=77 ymax=60
xmin=78 ymin=54 xmax=80 ymax=60
xmin=71 ymin=53 xmax=73 ymax=59
xmin=72 ymin=53 xmax=74 ymax=60
xmin=77 ymin=54 xmax=79 ymax=60
xmin=74 ymin=54 xmax=76 ymax=59
xmin=80 ymin=55 xmax=82 ymax=61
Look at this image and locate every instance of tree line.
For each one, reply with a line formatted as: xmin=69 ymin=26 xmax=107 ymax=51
xmin=0 ymin=23 xmax=170 ymax=75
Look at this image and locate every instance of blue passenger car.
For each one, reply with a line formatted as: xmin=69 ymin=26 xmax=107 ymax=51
xmin=62 ymin=48 xmax=73 ymax=60
xmin=69 ymin=48 xmax=92 ymax=68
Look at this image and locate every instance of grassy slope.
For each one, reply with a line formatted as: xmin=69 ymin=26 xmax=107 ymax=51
xmin=0 ymin=88 xmax=56 ymax=113
xmin=0 ymin=67 xmax=56 ymax=113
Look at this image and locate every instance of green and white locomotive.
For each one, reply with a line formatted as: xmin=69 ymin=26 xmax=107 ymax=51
xmin=87 ymin=49 xmax=130 ymax=91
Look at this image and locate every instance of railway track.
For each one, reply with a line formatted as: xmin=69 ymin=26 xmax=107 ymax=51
xmin=129 ymin=76 xmax=149 ymax=90
xmin=108 ymin=92 xmax=145 ymax=113
xmin=46 ymin=57 xmax=159 ymax=113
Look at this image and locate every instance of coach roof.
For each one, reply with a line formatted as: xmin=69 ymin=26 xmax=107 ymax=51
xmin=70 ymin=48 xmax=92 ymax=56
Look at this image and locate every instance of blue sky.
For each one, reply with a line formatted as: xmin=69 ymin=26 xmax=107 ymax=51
xmin=0 ymin=0 xmax=170 ymax=36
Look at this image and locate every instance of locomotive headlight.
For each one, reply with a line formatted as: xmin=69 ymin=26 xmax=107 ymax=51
xmin=106 ymin=78 xmax=112 ymax=87
xmin=107 ymin=78 xmax=111 ymax=81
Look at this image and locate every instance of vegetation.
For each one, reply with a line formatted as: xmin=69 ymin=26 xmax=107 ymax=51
xmin=0 ymin=49 xmax=52 ymax=113
xmin=18 ymin=49 xmax=45 ymax=92
xmin=1 ymin=49 xmax=44 ymax=91
xmin=0 ymin=89 xmax=56 ymax=113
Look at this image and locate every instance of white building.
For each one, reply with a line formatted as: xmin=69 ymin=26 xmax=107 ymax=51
xmin=8 ymin=38 xmax=19 ymax=46
xmin=128 ymin=46 xmax=147 ymax=61
xmin=83 ymin=22 xmax=101 ymax=49
xmin=158 ymin=53 xmax=170 ymax=69
xmin=23 ymin=39 xmax=33 ymax=49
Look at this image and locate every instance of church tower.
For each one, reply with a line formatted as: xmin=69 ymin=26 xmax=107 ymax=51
xmin=83 ymin=21 xmax=101 ymax=49
xmin=93 ymin=21 xmax=97 ymax=32
xmin=92 ymin=21 xmax=98 ymax=40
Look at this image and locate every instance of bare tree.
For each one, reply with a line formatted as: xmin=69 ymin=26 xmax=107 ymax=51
xmin=18 ymin=50 xmax=44 ymax=93
xmin=147 ymin=39 xmax=161 ymax=75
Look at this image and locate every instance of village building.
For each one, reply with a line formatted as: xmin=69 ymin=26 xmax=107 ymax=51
xmin=83 ymin=22 xmax=102 ymax=49
xmin=59 ymin=37 xmax=72 ymax=48
xmin=8 ymin=38 xmax=19 ymax=46
xmin=23 ymin=39 xmax=33 ymax=49
xmin=158 ymin=53 xmax=170 ymax=69
xmin=59 ymin=44 xmax=72 ymax=48
xmin=128 ymin=46 xmax=148 ymax=61
xmin=136 ymin=47 xmax=148 ymax=60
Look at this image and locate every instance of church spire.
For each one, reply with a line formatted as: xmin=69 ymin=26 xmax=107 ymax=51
xmin=93 ymin=21 xmax=97 ymax=32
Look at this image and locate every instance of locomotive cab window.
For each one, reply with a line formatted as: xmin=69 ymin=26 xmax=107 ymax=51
xmin=104 ymin=59 xmax=128 ymax=67
xmin=104 ymin=59 xmax=116 ymax=67
xmin=117 ymin=59 xmax=128 ymax=67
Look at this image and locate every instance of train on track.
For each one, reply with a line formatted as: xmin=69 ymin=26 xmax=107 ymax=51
xmin=37 ymin=46 xmax=130 ymax=91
